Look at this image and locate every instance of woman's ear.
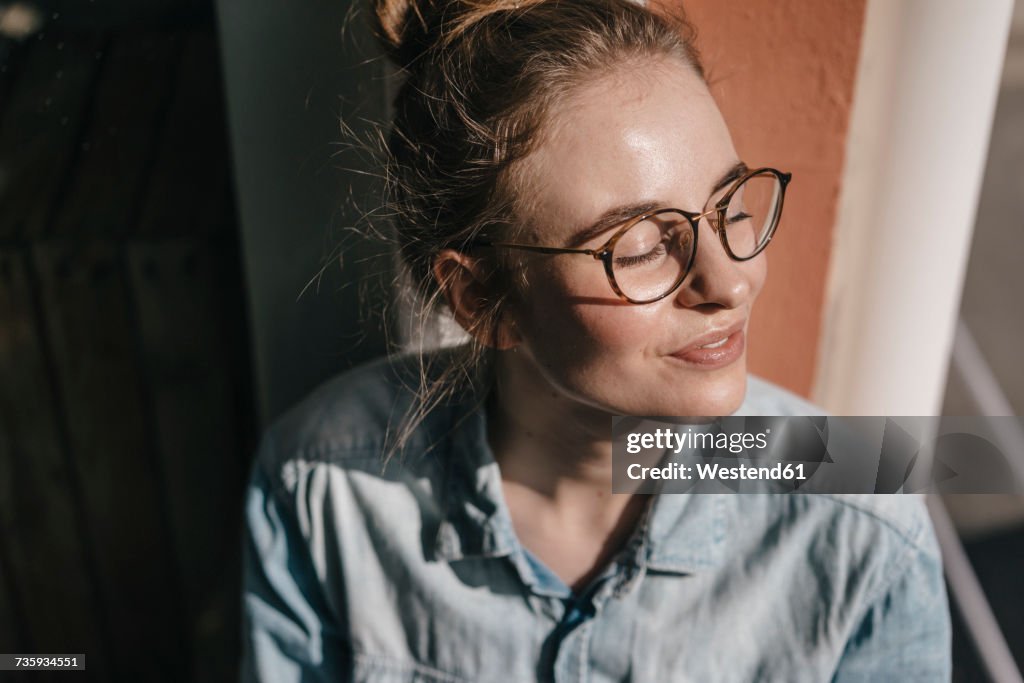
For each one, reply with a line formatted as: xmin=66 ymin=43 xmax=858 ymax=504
xmin=432 ymin=248 xmax=521 ymax=350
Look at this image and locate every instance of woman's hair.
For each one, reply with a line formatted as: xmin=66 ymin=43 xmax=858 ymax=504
xmin=369 ymin=0 xmax=704 ymax=458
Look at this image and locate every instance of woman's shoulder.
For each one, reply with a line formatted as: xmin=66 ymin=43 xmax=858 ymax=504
xmin=734 ymin=376 xmax=938 ymax=559
xmin=254 ymin=347 xmax=474 ymax=473
xmin=724 ymin=492 xmax=942 ymax=620
xmin=801 ymin=493 xmax=939 ymax=560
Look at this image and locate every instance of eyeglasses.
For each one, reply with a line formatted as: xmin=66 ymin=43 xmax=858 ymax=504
xmin=472 ymin=166 xmax=791 ymax=304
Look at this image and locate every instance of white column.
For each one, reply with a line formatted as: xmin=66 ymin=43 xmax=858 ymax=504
xmin=814 ymin=0 xmax=1014 ymax=416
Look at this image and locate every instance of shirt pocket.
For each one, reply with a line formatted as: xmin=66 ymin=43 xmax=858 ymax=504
xmin=352 ymin=653 xmax=474 ymax=683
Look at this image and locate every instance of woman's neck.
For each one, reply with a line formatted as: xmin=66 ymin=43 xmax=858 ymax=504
xmin=486 ymin=348 xmax=635 ymax=523
xmin=485 ymin=349 xmax=647 ymax=591
xmin=487 ymin=351 xmax=612 ymax=485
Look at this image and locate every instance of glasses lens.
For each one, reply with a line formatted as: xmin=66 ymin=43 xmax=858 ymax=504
xmin=722 ymin=171 xmax=782 ymax=258
xmin=611 ymin=211 xmax=695 ymax=302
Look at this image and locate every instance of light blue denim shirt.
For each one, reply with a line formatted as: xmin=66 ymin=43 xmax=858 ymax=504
xmin=240 ymin=351 xmax=952 ymax=682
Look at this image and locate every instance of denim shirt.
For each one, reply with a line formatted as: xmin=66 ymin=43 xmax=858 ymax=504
xmin=240 ymin=351 xmax=952 ymax=682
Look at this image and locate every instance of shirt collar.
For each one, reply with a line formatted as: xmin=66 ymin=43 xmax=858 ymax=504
xmin=433 ymin=397 xmax=519 ymax=562
xmin=431 ymin=392 xmax=729 ymax=575
xmin=644 ymin=492 xmax=728 ymax=573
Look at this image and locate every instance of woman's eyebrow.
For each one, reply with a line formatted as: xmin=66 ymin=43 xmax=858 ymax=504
xmin=565 ymin=161 xmax=748 ymax=248
xmin=712 ymin=160 xmax=748 ymax=195
xmin=565 ymin=201 xmax=662 ymax=248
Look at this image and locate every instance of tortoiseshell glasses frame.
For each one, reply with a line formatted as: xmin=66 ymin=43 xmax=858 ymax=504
xmin=470 ymin=166 xmax=791 ymax=304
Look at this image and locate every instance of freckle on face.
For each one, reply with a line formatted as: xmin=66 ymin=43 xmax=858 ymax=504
xmin=507 ymin=57 xmax=766 ymax=418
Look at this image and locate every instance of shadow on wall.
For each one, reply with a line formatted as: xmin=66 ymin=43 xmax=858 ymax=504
xmin=941 ymin=2 xmax=1024 ymax=680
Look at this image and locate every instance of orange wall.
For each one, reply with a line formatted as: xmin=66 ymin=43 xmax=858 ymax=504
xmin=659 ymin=0 xmax=867 ymax=398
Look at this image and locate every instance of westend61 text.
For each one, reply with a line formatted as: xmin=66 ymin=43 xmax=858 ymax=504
xmin=625 ymin=427 xmax=770 ymax=455
xmin=627 ymin=462 xmax=807 ymax=481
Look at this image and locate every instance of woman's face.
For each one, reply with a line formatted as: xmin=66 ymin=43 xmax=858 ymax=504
xmin=504 ymin=57 xmax=767 ymax=418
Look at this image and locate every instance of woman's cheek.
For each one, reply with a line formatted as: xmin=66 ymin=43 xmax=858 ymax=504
xmin=570 ymin=303 xmax=663 ymax=353
xmin=749 ymin=253 xmax=768 ymax=300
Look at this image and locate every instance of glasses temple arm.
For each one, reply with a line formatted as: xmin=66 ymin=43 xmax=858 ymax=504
xmin=472 ymin=240 xmax=597 ymax=256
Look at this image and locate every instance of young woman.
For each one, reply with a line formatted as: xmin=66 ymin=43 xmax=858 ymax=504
xmin=241 ymin=1 xmax=952 ymax=680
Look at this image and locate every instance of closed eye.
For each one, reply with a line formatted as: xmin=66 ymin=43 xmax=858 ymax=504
xmin=614 ymin=243 xmax=667 ymax=268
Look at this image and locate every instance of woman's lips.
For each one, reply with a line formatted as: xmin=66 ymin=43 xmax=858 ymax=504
xmin=668 ymin=325 xmax=746 ymax=368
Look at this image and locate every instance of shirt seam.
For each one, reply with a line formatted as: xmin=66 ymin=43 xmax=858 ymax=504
xmin=813 ymin=493 xmax=928 ymax=552
xmin=352 ymin=651 xmax=474 ymax=683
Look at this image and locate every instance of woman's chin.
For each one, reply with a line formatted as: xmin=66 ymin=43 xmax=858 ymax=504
xmin=653 ymin=364 xmax=748 ymax=417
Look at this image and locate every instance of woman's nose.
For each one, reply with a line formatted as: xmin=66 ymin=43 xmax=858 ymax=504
xmin=673 ymin=218 xmax=756 ymax=309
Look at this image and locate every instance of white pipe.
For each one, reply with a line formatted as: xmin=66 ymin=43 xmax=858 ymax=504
xmin=950 ymin=318 xmax=1024 ymax=489
xmin=953 ymin=320 xmax=1017 ymax=418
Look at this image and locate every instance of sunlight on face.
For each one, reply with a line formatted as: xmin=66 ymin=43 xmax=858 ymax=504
xmin=505 ymin=57 xmax=768 ymax=417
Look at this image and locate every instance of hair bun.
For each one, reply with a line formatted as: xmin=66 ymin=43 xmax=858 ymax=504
xmin=372 ymin=0 xmax=549 ymax=70
xmin=371 ymin=0 xmax=441 ymax=70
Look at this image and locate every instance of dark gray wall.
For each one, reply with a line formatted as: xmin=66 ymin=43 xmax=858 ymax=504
xmin=215 ymin=0 xmax=392 ymax=422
